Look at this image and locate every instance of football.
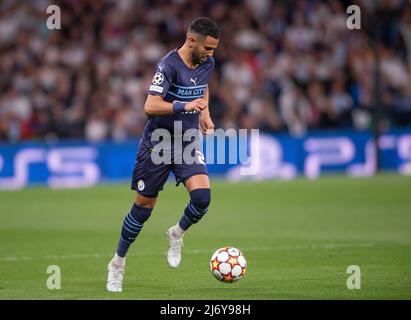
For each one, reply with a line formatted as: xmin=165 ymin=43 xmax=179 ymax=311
xmin=210 ymin=246 xmax=247 ymax=283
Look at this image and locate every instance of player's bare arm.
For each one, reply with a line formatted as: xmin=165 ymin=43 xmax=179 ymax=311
xmin=144 ymin=95 xmax=207 ymax=116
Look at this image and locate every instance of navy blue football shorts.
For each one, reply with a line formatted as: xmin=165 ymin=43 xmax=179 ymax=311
xmin=131 ymin=145 xmax=208 ymax=198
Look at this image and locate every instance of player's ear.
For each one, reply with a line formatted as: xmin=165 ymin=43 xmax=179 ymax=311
xmin=187 ymin=33 xmax=198 ymax=48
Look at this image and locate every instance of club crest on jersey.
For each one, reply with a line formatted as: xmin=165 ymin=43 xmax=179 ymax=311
xmin=152 ymin=72 xmax=164 ymax=85
xmin=137 ymin=180 xmax=145 ymax=191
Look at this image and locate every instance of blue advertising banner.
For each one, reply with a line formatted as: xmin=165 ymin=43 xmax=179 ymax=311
xmin=0 ymin=128 xmax=410 ymax=190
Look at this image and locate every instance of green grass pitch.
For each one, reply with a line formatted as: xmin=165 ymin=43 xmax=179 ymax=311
xmin=0 ymin=174 xmax=410 ymax=299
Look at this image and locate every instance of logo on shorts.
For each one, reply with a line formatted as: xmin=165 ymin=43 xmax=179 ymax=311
xmin=152 ymin=72 xmax=164 ymax=85
xmin=137 ymin=180 xmax=145 ymax=191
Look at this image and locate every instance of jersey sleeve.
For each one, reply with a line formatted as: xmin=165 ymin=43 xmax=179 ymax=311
xmin=148 ymin=61 xmax=173 ymax=98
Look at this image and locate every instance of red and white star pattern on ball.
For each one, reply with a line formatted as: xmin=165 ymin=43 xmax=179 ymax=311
xmin=210 ymin=246 xmax=247 ymax=283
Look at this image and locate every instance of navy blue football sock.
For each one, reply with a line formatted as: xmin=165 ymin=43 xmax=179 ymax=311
xmin=179 ymin=188 xmax=211 ymax=231
xmin=116 ymin=203 xmax=153 ymax=257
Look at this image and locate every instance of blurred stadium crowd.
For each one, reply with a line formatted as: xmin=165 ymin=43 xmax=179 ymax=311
xmin=1 ymin=0 xmax=411 ymax=142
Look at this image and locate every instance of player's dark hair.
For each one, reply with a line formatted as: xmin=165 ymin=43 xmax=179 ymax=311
xmin=188 ymin=17 xmax=220 ymax=39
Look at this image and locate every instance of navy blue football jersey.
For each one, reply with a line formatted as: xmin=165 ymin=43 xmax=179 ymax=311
xmin=140 ymin=48 xmax=215 ymax=149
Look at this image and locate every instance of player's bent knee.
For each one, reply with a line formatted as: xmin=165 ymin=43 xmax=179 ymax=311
xmin=190 ymin=188 xmax=211 ymax=210
xmin=135 ymin=193 xmax=157 ymax=208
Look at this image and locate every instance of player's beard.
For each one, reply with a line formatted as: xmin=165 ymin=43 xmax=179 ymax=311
xmin=192 ymin=47 xmax=207 ymax=65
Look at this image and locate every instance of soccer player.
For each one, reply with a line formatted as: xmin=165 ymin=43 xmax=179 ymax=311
xmin=106 ymin=17 xmax=220 ymax=292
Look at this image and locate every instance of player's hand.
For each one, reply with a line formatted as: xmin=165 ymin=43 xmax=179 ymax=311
xmin=200 ymin=114 xmax=215 ymax=135
xmin=185 ymin=98 xmax=207 ymax=112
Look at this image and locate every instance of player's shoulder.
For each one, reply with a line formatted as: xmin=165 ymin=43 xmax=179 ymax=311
xmin=157 ymin=49 xmax=180 ymax=70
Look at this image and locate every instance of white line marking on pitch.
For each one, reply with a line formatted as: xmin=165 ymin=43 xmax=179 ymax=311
xmin=0 ymin=243 xmax=375 ymax=262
